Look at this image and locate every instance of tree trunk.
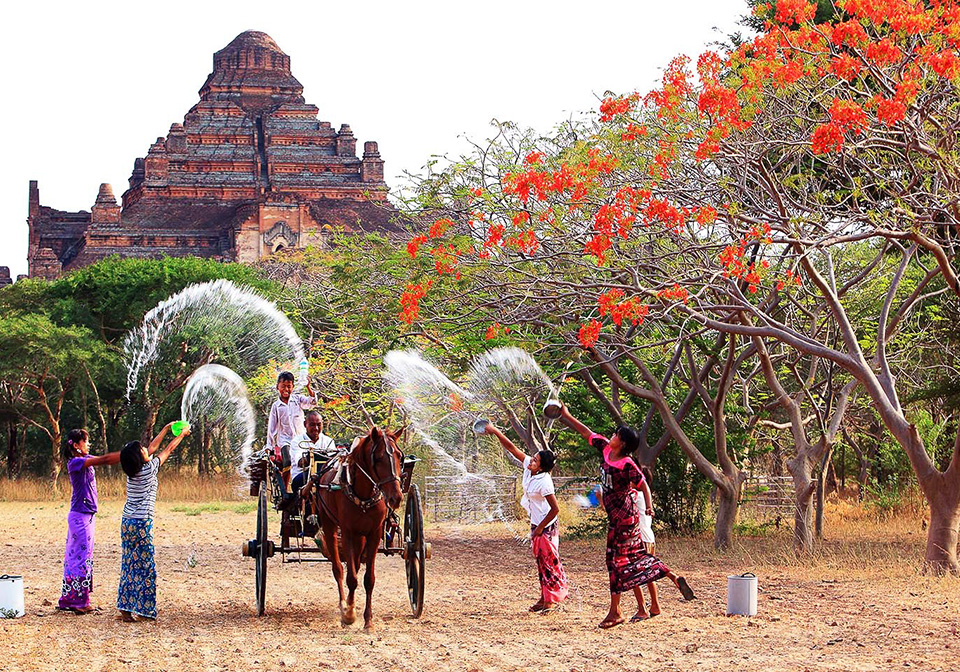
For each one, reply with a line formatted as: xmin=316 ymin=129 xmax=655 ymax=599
xmin=715 ymin=481 xmax=741 ymax=550
xmin=925 ymin=487 xmax=960 ymax=575
xmin=83 ymin=364 xmax=109 ymax=453
xmin=142 ymin=403 xmax=160 ymax=444
xmin=49 ymin=429 xmax=62 ymax=487
xmin=787 ymin=455 xmax=816 ymax=555
xmin=815 ymin=443 xmax=835 ymax=540
xmin=6 ymin=421 xmax=21 ymax=479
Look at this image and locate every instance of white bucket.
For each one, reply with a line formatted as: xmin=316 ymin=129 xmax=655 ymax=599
xmin=726 ymin=572 xmax=757 ymax=616
xmin=0 ymin=574 xmax=25 ymax=618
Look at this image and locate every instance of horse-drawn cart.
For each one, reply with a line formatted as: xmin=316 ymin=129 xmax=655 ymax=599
xmin=242 ymin=428 xmax=429 ymax=622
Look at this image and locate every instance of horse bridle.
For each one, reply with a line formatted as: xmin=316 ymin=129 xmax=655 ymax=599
xmin=343 ymin=431 xmax=403 ymax=513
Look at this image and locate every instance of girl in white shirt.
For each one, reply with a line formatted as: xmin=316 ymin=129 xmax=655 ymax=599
xmin=484 ymin=423 xmax=568 ymax=614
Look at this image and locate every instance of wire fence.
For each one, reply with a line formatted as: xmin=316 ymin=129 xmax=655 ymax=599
xmin=424 ymin=474 xmax=596 ymax=523
xmin=741 ymin=475 xmax=794 ymax=517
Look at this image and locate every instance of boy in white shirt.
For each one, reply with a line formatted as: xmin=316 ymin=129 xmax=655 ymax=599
xmin=266 ymin=371 xmax=316 ymax=489
xmin=483 ymin=422 xmax=568 ymax=614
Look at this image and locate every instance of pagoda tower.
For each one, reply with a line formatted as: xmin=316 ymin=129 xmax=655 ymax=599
xmin=27 ymin=31 xmax=399 ymax=278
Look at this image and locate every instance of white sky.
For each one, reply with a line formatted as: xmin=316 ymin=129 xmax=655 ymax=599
xmin=0 ymin=0 xmax=749 ymax=278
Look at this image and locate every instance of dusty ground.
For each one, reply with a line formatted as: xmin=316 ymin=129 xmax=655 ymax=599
xmin=1 ymin=500 xmax=958 ymax=672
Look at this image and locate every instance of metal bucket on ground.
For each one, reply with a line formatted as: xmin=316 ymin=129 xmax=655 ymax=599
xmin=726 ymin=572 xmax=757 ymax=616
xmin=0 ymin=574 xmax=24 ymax=618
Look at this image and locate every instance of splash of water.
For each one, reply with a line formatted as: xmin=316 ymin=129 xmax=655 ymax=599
xmin=468 ymin=347 xmax=557 ymax=450
xmin=385 ymin=347 xmax=584 ymax=607
xmin=181 ymin=364 xmax=257 ymax=480
xmin=384 ymin=349 xmax=553 ymax=534
xmin=383 ymin=349 xmax=480 ymax=467
xmin=123 ymin=279 xmax=304 ymax=400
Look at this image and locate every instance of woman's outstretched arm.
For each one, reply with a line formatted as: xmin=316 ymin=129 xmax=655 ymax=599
xmin=483 ymin=424 xmax=527 ymax=465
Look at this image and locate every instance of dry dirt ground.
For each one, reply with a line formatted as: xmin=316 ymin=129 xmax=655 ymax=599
xmin=1 ymin=500 xmax=958 ymax=672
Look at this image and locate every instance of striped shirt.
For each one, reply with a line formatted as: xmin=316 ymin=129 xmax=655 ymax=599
xmin=123 ymin=457 xmax=161 ymax=520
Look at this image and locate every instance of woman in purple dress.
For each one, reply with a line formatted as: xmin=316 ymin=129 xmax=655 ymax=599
xmin=558 ymin=405 xmax=696 ymax=629
xmin=57 ymin=428 xmax=121 ymax=614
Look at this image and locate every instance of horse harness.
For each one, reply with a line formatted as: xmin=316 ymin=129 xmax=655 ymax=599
xmin=313 ymin=432 xmax=403 ymax=515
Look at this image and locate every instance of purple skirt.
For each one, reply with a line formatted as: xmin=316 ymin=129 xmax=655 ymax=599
xmin=59 ymin=511 xmax=95 ymax=610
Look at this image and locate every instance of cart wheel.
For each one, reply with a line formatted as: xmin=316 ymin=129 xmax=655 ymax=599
xmin=404 ymin=484 xmax=426 ymax=618
xmin=255 ymin=485 xmax=268 ymax=616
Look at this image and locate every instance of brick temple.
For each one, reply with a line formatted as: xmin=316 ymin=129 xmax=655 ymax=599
xmin=25 ymin=30 xmax=403 ymax=280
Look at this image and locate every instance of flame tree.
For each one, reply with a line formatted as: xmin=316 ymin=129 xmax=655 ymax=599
xmin=401 ymin=0 xmax=960 ymax=570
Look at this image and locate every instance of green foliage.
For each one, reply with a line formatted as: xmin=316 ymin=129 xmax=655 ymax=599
xmin=567 ymin=509 xmax=607 ymax=539
xmin=864 ymin=478 xmax=904 ymax=521
xmin=0 ymin=256 xmax=281 ymax=477
xmin=46 ymin=255 xmax=275 ymax=343
xmin=650 ymin=443 xmax=713 ymax=535
xmin=170 ymin=502 xmax=257 ymax=515
xmin=733 ymin=518 xmax=779 ymax=537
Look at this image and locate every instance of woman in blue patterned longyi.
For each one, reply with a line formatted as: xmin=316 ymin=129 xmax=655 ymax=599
xmin=115 ymin=421 xmax=190 ymax=622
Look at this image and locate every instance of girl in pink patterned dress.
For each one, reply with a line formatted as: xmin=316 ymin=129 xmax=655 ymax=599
xmin=558 ymin=405 xmax=695 ymax=628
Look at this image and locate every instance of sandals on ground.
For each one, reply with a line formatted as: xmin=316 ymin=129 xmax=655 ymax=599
xmin=599 ymin=616 xmax=625 ymax=629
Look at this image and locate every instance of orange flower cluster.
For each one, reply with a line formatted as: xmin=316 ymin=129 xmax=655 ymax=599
xmin=598 ymin=288 xmax=650 ymax=326
xmin=578 ymin=320 xmax=602 ymax=348
xmin=327 ymin=394 xmax=350 ymax=408
xmin=645 ymin=56 xmax=694 ymax=122
xmin=811 ymin=122 xmax=845 ymax=155
xmin=621 ymin=123 xmax=648 ymax=142
xmin=399 ymin=281 xmax=431 ymax=325
xmin=599 ymin=93 xmax=640 ymax=122
xmin=657 ymin=284 xmax=689 ymax=303
xmin=643 ymin=198 xmax=686 ymax=234
xmin=830 ymin=53 xmax=863 ymax=81
xmin=926 ymin=50 xmax=960 ymax=79
xmin=776 ymin=268 xmax=801 ymax=291
xmin=484 ymin=322 xmax=511 ymax=340
xmin=831 ymin=19 xmax=869 ymax=47
xmin=503 ymin=151 xmax=618 ymax=207
xmin=830 ymin=99 xmax=868 ymax=134
xmin=407 ymin=234 xmax=428 ymax=258
xmin=696 ymin=205 xmax=718 ymax=225
xmin=719 ymin=243 xmax=748 ymax=279
xmin=584 ymin=233 xmax=612 ymax=264
xmin=864 ymin=38 xmax=903 ymax=67
xmin=449 ymin=393 xmax=464 ymax=413
xmin=773 ymin=0 xmax=816 ymax=25
xmin=430 ymin=244 xmax=460 ymax=277
xmin=429 ymin=218 xmax=453 ymax=238
xmin=693 ymin=51 xmax=753 ymax=160
xmin=871 ymin=95 xmax=907 ymax=127
xmin=746 ymin=222 xmax=773 ymax=242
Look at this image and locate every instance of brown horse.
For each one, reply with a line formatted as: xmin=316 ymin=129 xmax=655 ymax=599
xmin=309 ymin=426 xmax=403 ymax=630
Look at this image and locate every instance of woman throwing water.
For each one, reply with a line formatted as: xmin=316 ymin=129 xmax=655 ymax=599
xmin=556 ymin=404 xmax=695 ymax=628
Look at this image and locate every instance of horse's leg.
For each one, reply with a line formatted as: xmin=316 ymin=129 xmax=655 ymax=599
xmin=362 ymin=531 xmax=380 ymax=631
xmin=319 ymin=504 xmax=348 ymax=624
xmin=343 ymin=533 xmax=363 ymax=626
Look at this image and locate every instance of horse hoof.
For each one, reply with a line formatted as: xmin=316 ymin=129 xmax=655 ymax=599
xmin=364 ymin=621 xmax=375 ymax=632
